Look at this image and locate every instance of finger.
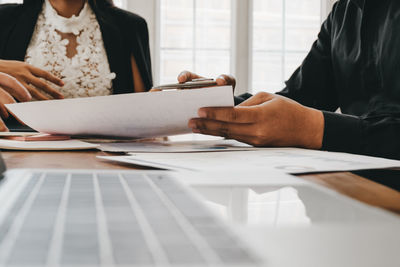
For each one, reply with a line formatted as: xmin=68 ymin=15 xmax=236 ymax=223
xmin=197 ymin=106 xmax=261 ymax=123
xmin=193 ymin=129 xmax=258 ymax=146
xmin=239 ymin=92 xmax=274 ymax=107
xmin=191 ymin=124 xmax=262 ymax=146
xmin=0 ymin=72 xmax=31 ymax=102
xmin=216 ymin=74 xmax=236 ymax=89
xmin=0 ymin=104 xmax=8 ymax=119
xmin=0 ymin=117 xmax=9 ymax=132
xmin=23 ymin=82 xmax=50 ymax=101
xmin=188 ymin=118 xmax=256 ymax=138
xmin=0 ymin=89 xmax=16 ymax=119
xmin=29 ymin=66 xmax=64 ymax=87
xmin=177 ymin=71 xmax=203 ymax=83
xmin=28 ymin=76 xmax=64 ymax=99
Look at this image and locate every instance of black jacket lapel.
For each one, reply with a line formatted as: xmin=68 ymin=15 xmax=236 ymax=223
xmin=3 ymin=1 xmax=43 ymax=61
xmin=91 ymin=5 xmax=134 ymax=94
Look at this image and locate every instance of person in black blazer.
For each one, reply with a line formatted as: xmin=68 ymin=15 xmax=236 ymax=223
xmin=0 ymin=0 xmax=153 ymax=130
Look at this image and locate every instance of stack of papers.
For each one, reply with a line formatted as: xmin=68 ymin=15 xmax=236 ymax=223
xmin=5 ymin=87 xmax=234 ymax=138
xmin=2 ymin=87 xmax=234 ymax=151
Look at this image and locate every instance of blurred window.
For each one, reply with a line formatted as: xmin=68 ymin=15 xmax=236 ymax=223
xmin=158 ymin=0 xmax=321 ymax=93
xmin=252 ymin=0 xmax=321 ymax=93
xmin=159 ymin=0 xmax=232 ymax=84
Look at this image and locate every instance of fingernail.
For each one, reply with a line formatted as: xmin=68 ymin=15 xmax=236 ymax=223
xmin=192 ymin=128 xmax=201 ymax=133
xmin=198 ymin=110 xmax=207 ymax=118
xmin=178 ymin=72 xmax=186 ymax=79
xmin=217 ymin=75 xmax=226 ymax=84
xmin=188 ymin=120 xmax=196 ymax=128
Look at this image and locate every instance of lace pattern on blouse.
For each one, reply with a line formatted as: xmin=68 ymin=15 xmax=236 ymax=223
xmin=25 ymin=0 xmax=116 ymax=98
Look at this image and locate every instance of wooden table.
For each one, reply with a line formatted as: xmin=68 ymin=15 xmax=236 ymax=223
xmin=3 ymin=150 xmax=400 ymax=215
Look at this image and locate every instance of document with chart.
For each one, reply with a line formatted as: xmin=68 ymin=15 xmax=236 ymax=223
xmin=5 ymin=87 xmax=234 ymax=138
xmin=99 ymin=148 xmax=400 ymax=174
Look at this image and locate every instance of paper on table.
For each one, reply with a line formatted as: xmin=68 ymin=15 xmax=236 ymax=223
xmin=0 ymin=139 xmax=99 ymax=151
xmin=5 ymin=87 xmax=234 ymax=138
xmin=98 ymin=139 xmax=253 ymax=153
xmin=0 ymin=132 xmax=39 ymax=137
xmin=98 ymin=148 xmax=400 ymax=174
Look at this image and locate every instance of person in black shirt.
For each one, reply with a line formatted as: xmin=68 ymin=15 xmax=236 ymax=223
xmin=182 ymin=0 xmax=400 ymax=160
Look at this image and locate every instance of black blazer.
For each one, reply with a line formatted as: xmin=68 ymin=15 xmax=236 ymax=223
xmin=0 ymin=0 xmax=153 ymax=94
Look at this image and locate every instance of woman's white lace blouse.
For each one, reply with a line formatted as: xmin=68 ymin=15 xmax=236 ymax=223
xmin=25 ymin=0 xmax=116 ymax=98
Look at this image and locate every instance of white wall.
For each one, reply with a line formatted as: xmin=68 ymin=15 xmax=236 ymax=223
xmin=322 ymin=0 xmax=337 ymax=19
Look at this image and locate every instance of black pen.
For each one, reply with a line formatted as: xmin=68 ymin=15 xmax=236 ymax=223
xmin=151 ymin=78 xmax=218 ymax=91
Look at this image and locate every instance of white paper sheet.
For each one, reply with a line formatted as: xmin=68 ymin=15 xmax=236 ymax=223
xmin=0 ymin=139 xmax=99 ymax=151
xmin=5 ymin=87 xmax=234 ymax=138
xmin=98 ymin=148 xmax=400 ymax=174
xmin=98 ymin=139 xmax=253 ymax=153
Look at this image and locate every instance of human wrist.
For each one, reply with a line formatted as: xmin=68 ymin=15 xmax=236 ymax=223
xmin=301 ymin=107 xmax=324 ymax=150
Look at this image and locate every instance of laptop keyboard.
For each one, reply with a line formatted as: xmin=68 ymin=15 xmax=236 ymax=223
xmin=0 ymin=172 xmax=262 ymax=266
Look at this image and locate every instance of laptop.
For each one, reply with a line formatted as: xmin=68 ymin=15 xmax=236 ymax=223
xmin=0 ymin=154 xmax=265 ymax=266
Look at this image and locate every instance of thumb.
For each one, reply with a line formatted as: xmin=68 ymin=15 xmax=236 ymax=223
xmin=216 ymin=74 xmax=236 ymax=88
xmin=239 ymin=92 xmax=275 ymax=107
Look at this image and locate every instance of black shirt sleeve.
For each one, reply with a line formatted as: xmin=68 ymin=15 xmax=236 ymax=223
xmin=323 ymin=112 xmax=400 ymax=159
xmin=276 ymin=3 xmax=400 ymax=160
xmin=277 ymin=3 xmax=338 ymax=111
xmin=234 ymin=93 xmax=253 ymax=106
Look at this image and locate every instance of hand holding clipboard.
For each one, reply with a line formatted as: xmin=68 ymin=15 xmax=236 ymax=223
xmin=152 ymin=71 xmax=236 ymax=92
